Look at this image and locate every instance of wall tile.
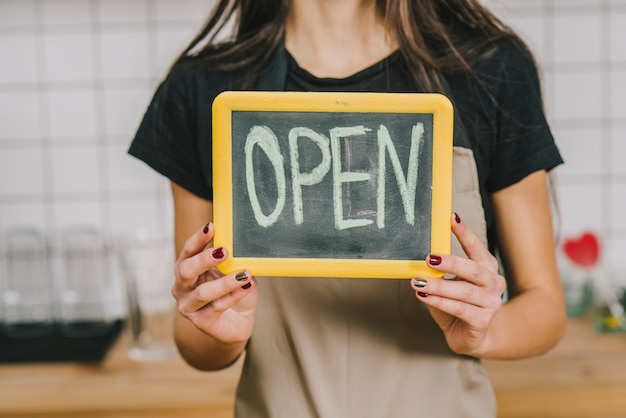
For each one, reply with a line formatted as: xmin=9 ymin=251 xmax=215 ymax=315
xmin=97 ymin=0 xmax=149 ymax=24
xmin=99 ymin=31 xmax=151 ymax=80
xmin=154 ymin=0 xmax=214 ymax=22
xmin=552 ymin=0 xmax=601 ymax=9
xmin=605 ymin=236 xmax=626 ymax=281
xmin=107 ymin=144 xmax=162 ymax=194
xmin=0 ymin=91 xmax=42 ymax=141
xmin=482 ymin=0 xmax=544 ymax=16
xmin=609 ymin=128 xmax=626 ymax=176
xmin=50 ymin=146 xmax=100 ymax=194
xmin=556 ymin=182 xmax=604 ymax=237
xmin=0 ymin=203 xmax=47 ymax=237
xmin=552 ymin=70 xmax=603 ymax=120
xmin=609 ymin=183 xmax=626 ymax=231
xmin=43 ymin=32 xmax=95 ymax=83
xmin=161 ymin=194 xmax=174 ymax=232
xmin=0 ymin=0 xmax=35 ymax=28
xmin=108 ymin=196 xmax=172 ymax=235
xmin=553 ymin=126 xmax=604 ymax=178
xmin=542 ymin=70 xmax=556 ymax=124
xmin=46 ymin=88 xmax=98 ymax=140
xmin=0 ymin=147 xmax=45 ymax=196
xmin=610 ymin=12 xmax=626 ymax=62
xmin=102 ymin=85 xmax=152 ymax=137
xmin=609 ymin=71 xmax=626 ymax=120
xmin=553 ymin=12 xmax=602 ymax=64
xmin=609 ymin=0 xmax=626 ymax=10
xmin=52 ymin=200 xmax=103 ymax=234
xmin=41 ymin=0 xmax=91 ymax=27
xmin=0 ymin=34 xmax=38 ymax=84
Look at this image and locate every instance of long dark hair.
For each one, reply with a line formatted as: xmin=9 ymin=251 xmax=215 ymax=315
xmin=171 ymin=0 xmax=531 ymax=91
xmin=170 ymin=0 xmax=560 ymax=242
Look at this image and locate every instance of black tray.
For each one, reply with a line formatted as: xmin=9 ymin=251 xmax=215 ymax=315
xmin=0 ymin=319 xmax=125 ymax=364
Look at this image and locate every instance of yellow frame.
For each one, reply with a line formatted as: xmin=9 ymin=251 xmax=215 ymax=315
xmin=212 ymin=91 xmax=453 ymax=279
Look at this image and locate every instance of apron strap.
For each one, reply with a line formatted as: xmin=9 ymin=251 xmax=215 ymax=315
xmin=452 ymin=112 xmax=471 ymax=149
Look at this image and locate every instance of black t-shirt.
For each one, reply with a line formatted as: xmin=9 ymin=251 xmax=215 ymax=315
xmin=128 ymin=39 xmax=563 ymax=251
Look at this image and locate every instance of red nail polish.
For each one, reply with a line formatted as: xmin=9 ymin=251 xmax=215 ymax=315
xmin=212 ymin=247 xmax=225 ymax=259
xmin=418 ymin=292 xmax=428 ymax=298
xmin=202 ymin=223 xmax=210 ymax=234
xmin=454 ymin=212 xmax=461 ymax=224
xmin=241 ymin=282 xmax=252 ymax=290
xmin=428 ymin=254 xmax=442 ymax=266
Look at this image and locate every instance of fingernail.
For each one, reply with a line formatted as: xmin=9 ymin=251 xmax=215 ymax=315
xmin=428 ymin=254 xmax=442 ymax=266
xmin=202 ymin=223 xmax=210 ymax=234
xmin=453 ymin=212 xmax=461 ymax=224
xmin=413 ymin=278 xmax=428 ymax=288
xmin=417 ymin=292 xmax=428 ymax=298
xmin=241 ymin=282 xmax=252 ymax=290
xmin=235 ymin=271 xmax=249 ymax=282
xmin=212 ymin=247 xmax=225 ymax=259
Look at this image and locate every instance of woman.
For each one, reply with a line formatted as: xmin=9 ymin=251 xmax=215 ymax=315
xmin=129 ymin=0 xmax=567 ymax=416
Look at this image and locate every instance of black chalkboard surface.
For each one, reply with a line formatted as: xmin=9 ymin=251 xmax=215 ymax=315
xmin=212 ymin=92 xmax=453 ymax=279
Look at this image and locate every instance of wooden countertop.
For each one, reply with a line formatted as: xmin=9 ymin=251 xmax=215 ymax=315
xmin=1 ymin=317 xmax=625 ymax=418
xmin=484 ymin=317 xmax=626 ymax=418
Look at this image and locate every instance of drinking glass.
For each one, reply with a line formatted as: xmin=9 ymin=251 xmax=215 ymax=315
xmin=118 ymin=231 xmax=177 ymax=361
xmin=58 ymin=227 xmax=117 ymax=338
xmin=2 ymin=228 xmax=54 ymax=338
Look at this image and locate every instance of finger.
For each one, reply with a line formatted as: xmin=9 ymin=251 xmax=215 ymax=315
xmin=411 ymin=277 xmax=504 ymax=309
xmin=179 ymin=270 xmax=253 ymax=313
xmin=425 ymin=252 xmax=498 ymax=288
xmin=204 ymin=279 xmax=256 ymax=315
xmin=450 ymin=212 xmax=498 ymax=272
xmin=411 ymin=278 xmax=501 ymax=329
xmin=179 ymin=222 xmax=214 ymax=260
xmin=418 ymin=292 xmax=495 ymax=331
xmin=175 ymin=245 xmax=229 ymax=290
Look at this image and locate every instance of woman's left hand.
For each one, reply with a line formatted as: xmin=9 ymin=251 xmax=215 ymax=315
xmin=411 ymin=212 xmax=507 ymax=357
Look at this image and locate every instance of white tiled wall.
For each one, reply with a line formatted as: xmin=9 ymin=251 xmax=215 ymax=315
xmin=0 ymin=0 xmax=625 ymax=276
xmin=487 ymin=0 xmax=626 ymax=281
xmin=0 ymin=0 xmax=214 ymax=242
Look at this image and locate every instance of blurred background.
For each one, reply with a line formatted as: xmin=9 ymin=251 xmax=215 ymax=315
xmin=0 ymin=1 xmax=625 ymax=416
xmin=0 ymin=0 xmax=625 ymax=309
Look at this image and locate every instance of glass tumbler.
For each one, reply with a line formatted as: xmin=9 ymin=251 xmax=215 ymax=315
xmin=2 ymin=228 xmax=54 ymax=338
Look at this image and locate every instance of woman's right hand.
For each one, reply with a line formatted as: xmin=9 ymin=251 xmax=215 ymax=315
xmin=171 ymin=222 xmax=258 ymax=345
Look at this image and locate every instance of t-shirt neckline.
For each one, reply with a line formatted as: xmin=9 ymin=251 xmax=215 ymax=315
xmin=284 ymin=48 xmax=401 ymax=87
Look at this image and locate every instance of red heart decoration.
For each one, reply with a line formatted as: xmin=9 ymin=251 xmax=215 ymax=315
xmin=563 ymin=232 xmax=600 ymax=268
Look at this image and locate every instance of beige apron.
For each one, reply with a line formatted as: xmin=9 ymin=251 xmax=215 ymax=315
xmin=234 ymin=146 xmax=495 ymax=418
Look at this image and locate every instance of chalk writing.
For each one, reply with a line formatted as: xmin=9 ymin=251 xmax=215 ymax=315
xmin=244 ymin=123 xmax=425 ymax=231
xmin=244 ymin=125 xmax=286 ymax=228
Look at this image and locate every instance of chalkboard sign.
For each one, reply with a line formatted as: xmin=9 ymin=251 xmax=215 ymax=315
xmin=212 ymin=92 xmax=453 ymax=279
